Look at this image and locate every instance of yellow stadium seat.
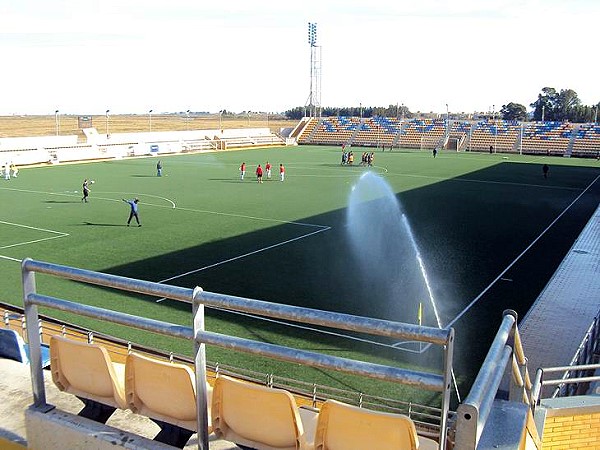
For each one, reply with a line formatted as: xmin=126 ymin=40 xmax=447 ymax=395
xmin=49 ymin=335 xmax=127 ymax=422
xmin=125 ymin=351 xmax=210 ymax=432
xmin=314 ymin=399 xmax=438 ymax=450
xmin=212 ymin=374 xmax=314 ymax=450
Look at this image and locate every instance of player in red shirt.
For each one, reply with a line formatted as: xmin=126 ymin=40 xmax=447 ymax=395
xmin=240 ymin=162 xmax=246 ymax=180
xmin=279 ymin=163 xmax=285 ymax=182
xmin=256 ymin=164 xmax=263 ymax=183
xmin=265 ymin=162 xmax=272 ymax=179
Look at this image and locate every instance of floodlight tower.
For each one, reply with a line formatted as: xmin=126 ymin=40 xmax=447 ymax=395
xmin=306 ymin=22 xmax=322 ymax=118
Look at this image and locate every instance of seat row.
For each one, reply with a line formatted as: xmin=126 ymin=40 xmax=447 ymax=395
xmin=49 ymin=335 xmax=438 ymax=449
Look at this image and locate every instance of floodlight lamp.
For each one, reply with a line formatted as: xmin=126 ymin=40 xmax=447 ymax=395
xmin=308 ymin=22 xmax=317 ymax=46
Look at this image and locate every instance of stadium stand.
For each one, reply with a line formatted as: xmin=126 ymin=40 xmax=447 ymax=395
xmin=295 ymin=116 xmax=598 ymax=157
xmin=296 ymin=117 xmax=320 ymax=144
xmin=571 ymin=123 xmax=600 ymax=158
xmin=398 ymin=119 xmax=446 ymax=149
xmin=468 ymin=120 xmax=520 ymax=153
xmin=5 ymin=235 xmax=600 ymax=450
xmin=520 ymin=121 xmax=574 ymax=156
xmin=17 ymin=258 xmax=453 ymax=449
xmin=305 ymin=116 xmax=360 ymax=146
xmin=0 ymin=127 xmax=284 ymax=166
xmin=212 ymin=374 xmax=317 ymax=450
xmin=289 ymin=118 xmax=312 ymax=140
xmin=352 ymin=117 xmax=401 ymax=148
xmin=447 ymin=120 xmax=472 ymax=150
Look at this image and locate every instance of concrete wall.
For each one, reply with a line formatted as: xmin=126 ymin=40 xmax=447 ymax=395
xmin=1 ymin=128 xmax=282 ymax=166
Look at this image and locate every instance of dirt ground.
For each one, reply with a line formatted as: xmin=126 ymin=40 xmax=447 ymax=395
xmin=0 ymin=114 xmax=299 ymax=138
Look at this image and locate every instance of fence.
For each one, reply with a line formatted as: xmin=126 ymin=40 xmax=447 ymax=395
xmin=22 ymin=258 xmax=455 ymax=449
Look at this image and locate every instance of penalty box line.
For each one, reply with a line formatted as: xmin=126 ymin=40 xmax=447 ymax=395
xmin=156 ymin=225 xmax=331 ymax=294
xmin=0 ymin=220 xmax=69 ymax=250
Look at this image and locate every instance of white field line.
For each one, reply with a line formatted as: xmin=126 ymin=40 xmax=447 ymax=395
xmin=446 ymin=173 xmax=600 ymax=329
xmin=288 ymin=165 xmax=388 ymax=177
xmin=1 ymin=186 xmax=327 ymax=229
xmin=0 ymin=220 xmax=69 ymax=250
xmin=0 ymin=254 xmax=22 ymax=262
xmin=157 ymin=225 xmax=331 ymax=287
xmin=385 ymin=171 xmax=583 ymax=191
xmin=172 ymin=205 xmax=329 ymax=229
xmin=0 ymin=187 xmax=178 ymax=209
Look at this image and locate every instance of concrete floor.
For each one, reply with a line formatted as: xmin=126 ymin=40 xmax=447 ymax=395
xmin=0 ymin=358 xmax=238 ymax=449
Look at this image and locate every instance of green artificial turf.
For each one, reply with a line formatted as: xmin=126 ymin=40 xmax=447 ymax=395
xmin=1 ymin=146 xmax=599 ymax=406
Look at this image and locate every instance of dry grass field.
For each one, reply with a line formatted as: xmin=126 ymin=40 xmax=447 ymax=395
xmin=0 ymin=114 xmax=298 ymax=138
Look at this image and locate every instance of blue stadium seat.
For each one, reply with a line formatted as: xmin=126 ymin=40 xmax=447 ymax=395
xmin=0 ymin=328 xmax=51 ymax=368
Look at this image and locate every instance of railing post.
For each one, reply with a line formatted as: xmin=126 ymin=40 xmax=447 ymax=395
xmin=192 ymin=286 xmax=209 ymax=450
xmin=439 ymin=327 xmax=455 ymax=450
xmin=509 ymin=354 xmax=527 ymax=403
xmin=455 ymin=403 xmax=479 ymax=450
xmin=22 ymin=258 xmax=51 ymax=411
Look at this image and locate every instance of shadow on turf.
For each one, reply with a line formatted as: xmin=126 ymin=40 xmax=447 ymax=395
xmin=82 ymin=222 xmax=128 ymax=227
xmin=44 ymin=200 xmax=81 ymax=204
xmin=207 ymin=178 xmax=266 ymax=182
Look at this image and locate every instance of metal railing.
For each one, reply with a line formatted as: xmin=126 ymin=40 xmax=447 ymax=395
xmin=3 ymin=303 xmax=447 ymax=433
xmin=22 ymin=258 xmax=455 ymax=450
xmin=454 ymin=310 xmax=535 ymax=449
xmin=531 ymin=310 xmax=600 ymax=401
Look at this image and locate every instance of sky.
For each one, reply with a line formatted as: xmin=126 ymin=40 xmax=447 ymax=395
xmin=1 ymin=0 xmax=598 ymax=116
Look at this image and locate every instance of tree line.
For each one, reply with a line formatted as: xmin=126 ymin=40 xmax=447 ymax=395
xmin=285 ymin=87 xmax=599 ymax=123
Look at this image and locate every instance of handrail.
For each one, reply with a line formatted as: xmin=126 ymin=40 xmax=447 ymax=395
xmin=2 ymin=301 xmax=447 ymax=431
xmin=531 ymin=310 xmax=600 ymax=400
xmin=23 ymin=259 xmax=451 ymax=345
xmin=454 ymin=310 xmax=536 ymax=449
xmin=22 ymin=258 xmax=454 ymax=450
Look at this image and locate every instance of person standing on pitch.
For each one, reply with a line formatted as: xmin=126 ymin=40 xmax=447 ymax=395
xmin=81 ymin=179 xmax=90 ymax=202
xmin=279 ymin=163 xmax=285 ymax=182
xmin=240 ymin=162 xmax=246 ymax=180
xmin=123 ymin=198 xmax=141 ymax=227
xmin=156 ymin=160 xmax=162 ymax=177
xmin=542 ymin=164 xmax=549 ymax=179
xmin=265 ymin=161 xmax=272 ymax=179
xmin=256 ymin=164 xmax=263 ymax=183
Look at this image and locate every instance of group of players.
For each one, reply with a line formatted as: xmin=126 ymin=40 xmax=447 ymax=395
xmin=2 ymin=162 xmax=18 ymax=180
xmin=341 ymin=149 xmax=375 ymax=167
xmin=239 ymin=161 xmax=285 ymax=183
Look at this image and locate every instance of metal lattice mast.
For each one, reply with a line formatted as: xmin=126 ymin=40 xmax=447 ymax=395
xmin=306 ymin=23 xmax=321 ymax=118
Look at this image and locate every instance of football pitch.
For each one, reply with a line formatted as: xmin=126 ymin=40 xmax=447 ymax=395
xmin=1 ymin=145 xmax=600 ymax=402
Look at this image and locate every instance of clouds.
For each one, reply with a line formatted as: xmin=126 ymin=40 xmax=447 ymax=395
xmin=0 ymin=0 xmax=597 ymax=115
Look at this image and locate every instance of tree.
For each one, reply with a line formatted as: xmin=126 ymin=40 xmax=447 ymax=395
xmin=530 ymin=87 xmax=582 ymax=122
xmin=555 ymin=89 xmax=581 ymax=121
xmin=284 ymin=107 xmax=305 ymax=120
xmin=530 ymin=87 xmax=558 ymax=121
xmin=500 ymin=103 xmax=527 ymax=121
